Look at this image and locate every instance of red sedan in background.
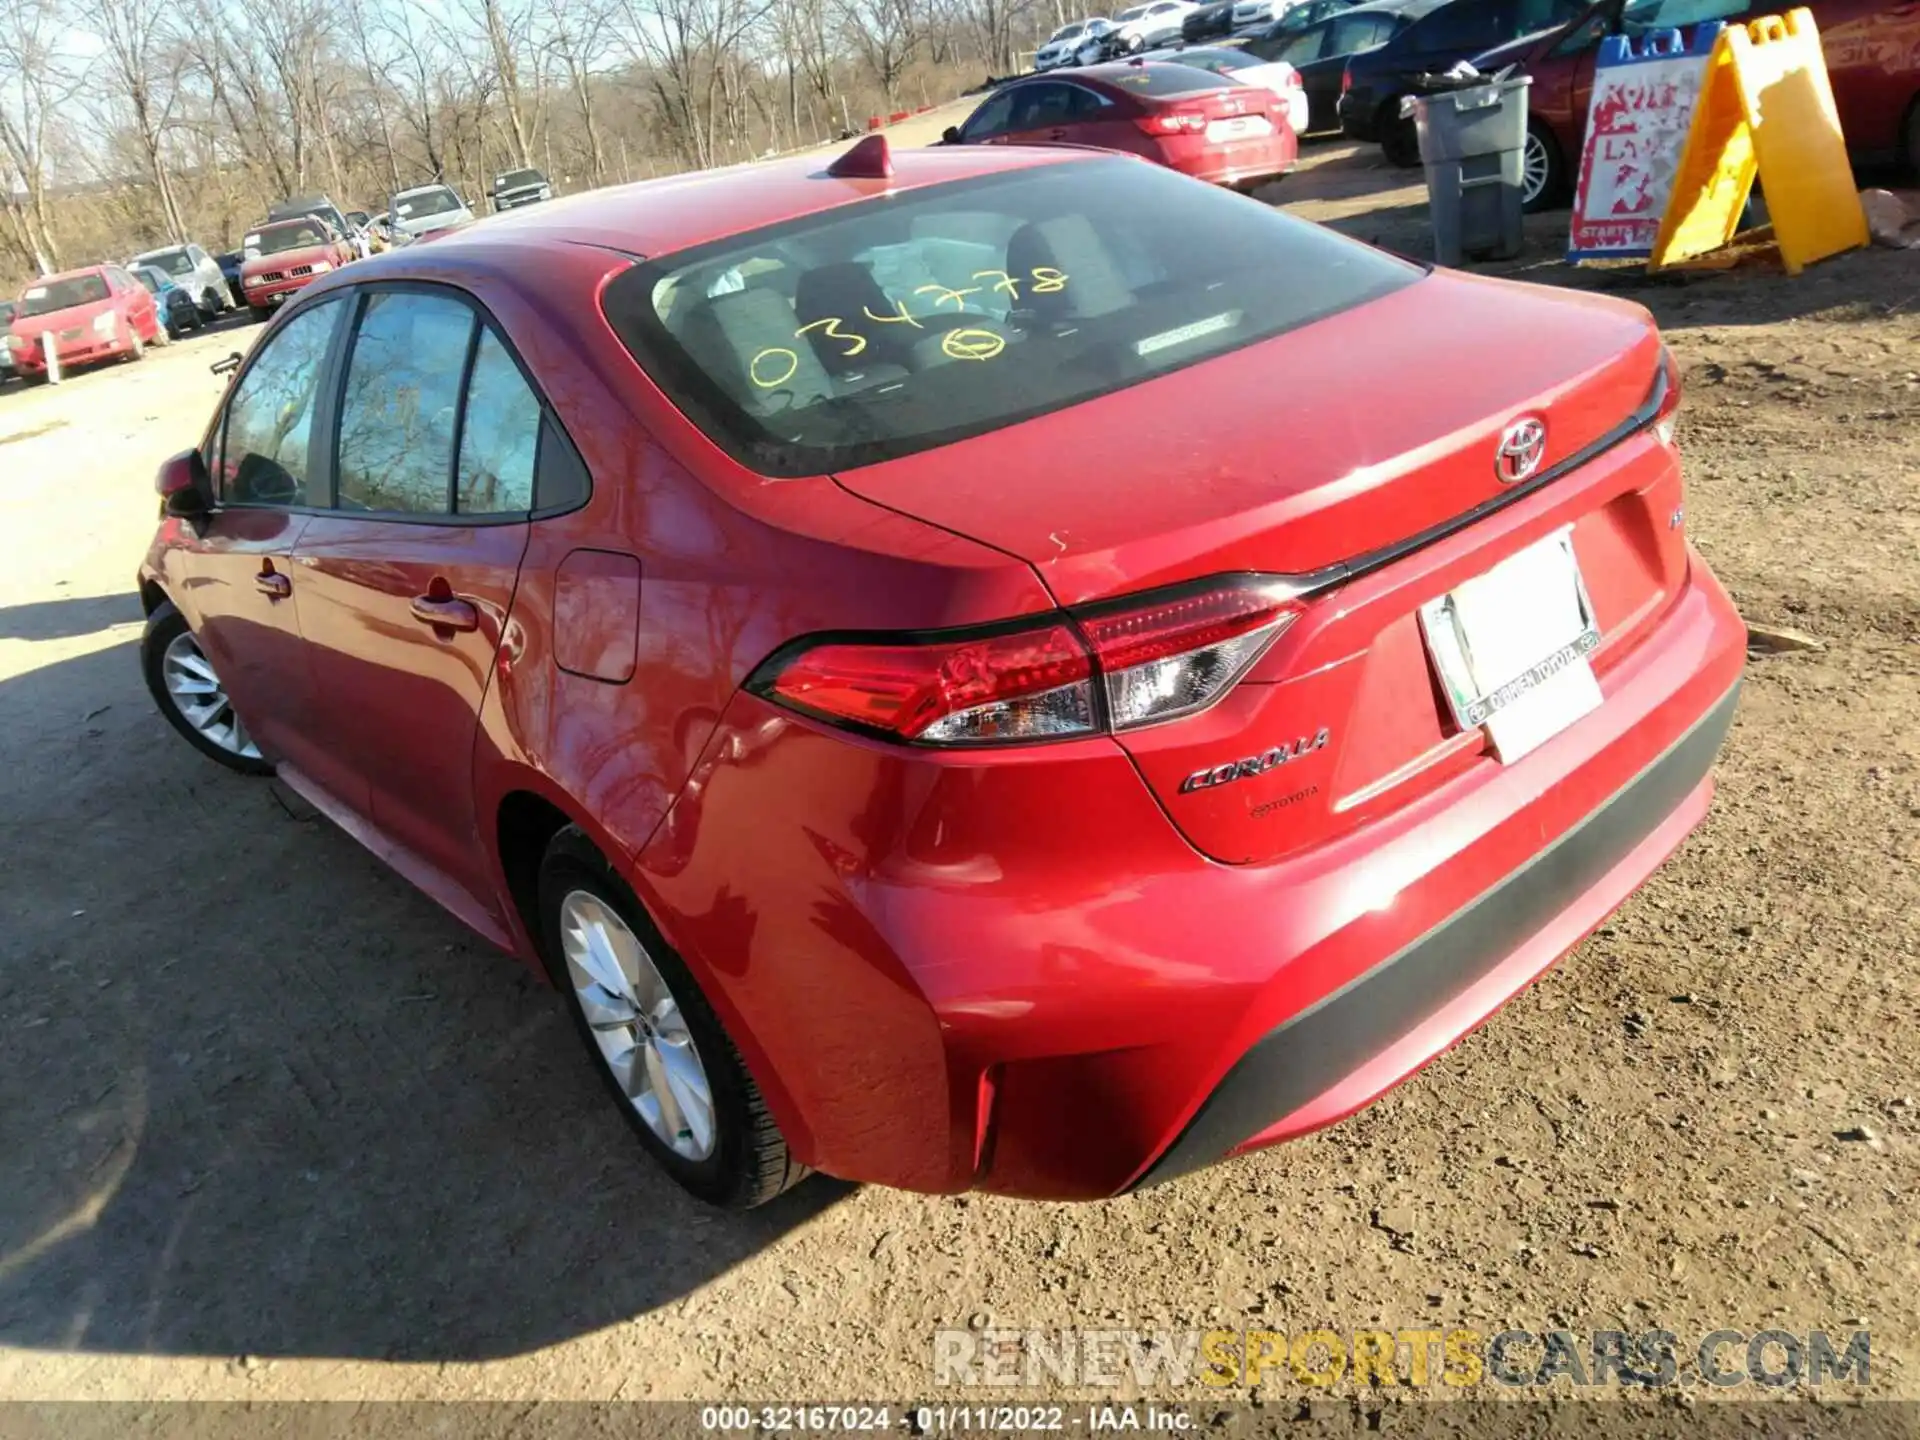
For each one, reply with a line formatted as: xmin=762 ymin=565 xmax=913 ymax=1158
xmin=1477 ymin=0 xmax=1920 ymax=210
xmin=5 ymin=265 xmax=164 ymax=381
xmin=139 ymin=138 xmax=1743 ymax=1207
xmin=238 ymin=217 xmax=358 ymax=318
xmin=942 ymin=61 xmax=1299 ymax=187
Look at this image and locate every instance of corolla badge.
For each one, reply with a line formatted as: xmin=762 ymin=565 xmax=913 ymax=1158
xmin=1495 ymin=416 xmax=1548 ymax=483
xmin=1180 ymin=729 xmax=1330 ymax=793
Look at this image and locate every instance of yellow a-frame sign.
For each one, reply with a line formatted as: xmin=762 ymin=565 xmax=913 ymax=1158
xmin=1650 ymin=8 xmax=1867 ymax=275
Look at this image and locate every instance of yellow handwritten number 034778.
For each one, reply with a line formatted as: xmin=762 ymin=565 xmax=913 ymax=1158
xmin=747 ymin=266 xmax=1068 ymax=388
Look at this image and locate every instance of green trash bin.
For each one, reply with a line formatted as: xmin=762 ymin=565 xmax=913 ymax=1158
xmin=1410 ymin=74 xmax=1531 ymax=266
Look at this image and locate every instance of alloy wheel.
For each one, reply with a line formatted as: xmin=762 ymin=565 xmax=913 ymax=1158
xmin=558 ymin=889 xmax=717 ymax=1161
xmin=161 ymin=630 xmax=260 ymax=759
xmin=1522 ymin=130 xmax=1551 ymax=208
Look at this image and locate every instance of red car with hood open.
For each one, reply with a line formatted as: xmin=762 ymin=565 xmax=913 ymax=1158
xmin=137 ymin=135 xmax=1745 ymax=1207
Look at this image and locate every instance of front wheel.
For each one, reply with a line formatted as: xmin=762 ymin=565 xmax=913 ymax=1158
xmin=538 ymin=826 xmax=806 ymax=1209
xmin=141 ymin=602 xmax=274 ymax=775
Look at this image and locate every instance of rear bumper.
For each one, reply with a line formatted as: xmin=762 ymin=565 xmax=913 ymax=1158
xmin=1337 ymin=90 xmax=1378 ymax=140
xmin=1137 ymin=672 xmax=1739 ymax=1187
xmin=636 ymin=548 xmax=1746 ymax=1199
xmin=1166 ymin=130 xmax=1299 ymax=186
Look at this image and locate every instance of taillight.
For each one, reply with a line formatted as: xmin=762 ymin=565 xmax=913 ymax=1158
xmin=750 ymin=578 xmax=1302 ymax=748
xmin=1081 ymin=583 xmax=1297 ymax=731
xmin=1653 ymin=344 xmax=1682 ymax=445
xmin=1135 ymin=110 xmax=1209 ymax=136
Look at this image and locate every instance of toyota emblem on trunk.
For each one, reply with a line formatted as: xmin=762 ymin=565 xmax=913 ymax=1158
xmin=1495 ymin=417 xmax=1547 ymax=483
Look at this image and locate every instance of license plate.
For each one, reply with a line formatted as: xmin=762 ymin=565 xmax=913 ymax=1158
xmin=1206 ymin=115 xmax=1272 ymax=142
xmin=1418 ymin=528 xmax=1602 ymax=763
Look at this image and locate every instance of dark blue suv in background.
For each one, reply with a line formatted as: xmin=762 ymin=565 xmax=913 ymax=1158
xmin=1336 ymin=0 xmax=1589 ymax=162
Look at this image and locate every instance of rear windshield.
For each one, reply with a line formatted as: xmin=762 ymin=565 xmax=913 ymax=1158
xmin=20 ymin=275 xmax=110 ymax=316
xmin=601 ymin=158 xmax=1417 ymax=477
xmin=1103 ymin=63 xmax=1233 ymax=94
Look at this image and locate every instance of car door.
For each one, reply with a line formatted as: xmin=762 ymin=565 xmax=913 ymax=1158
xmin=289 ymin=286 xmax=544 ymax=913
xmin=188 ymin=297 xmax=349 ymax=775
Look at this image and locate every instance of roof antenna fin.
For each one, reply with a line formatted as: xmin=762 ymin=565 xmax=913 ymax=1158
xmin=827 ymin=133 xmax=893 ymax=180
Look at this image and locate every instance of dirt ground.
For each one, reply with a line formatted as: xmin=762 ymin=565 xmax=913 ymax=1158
xmin=1 ymin=137 xmax=1916 ymax=1412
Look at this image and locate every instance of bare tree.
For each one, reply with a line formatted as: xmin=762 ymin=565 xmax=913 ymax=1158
xmin=0 ymin=0 xmax=75 ymax=272
xmin=91 ymin=0 xmax=191 ymax=239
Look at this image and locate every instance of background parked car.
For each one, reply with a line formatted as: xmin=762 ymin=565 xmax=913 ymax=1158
xmin=944 ymin=62 xmax=1297 ymax=187
xmin=0 ymin=299 xmax=15 ymax=379
xmin=1474 ymin=0 xmax=1920 ymax=210
xmin=4 ymin=265 xmax=163 ymax=381
xmin=1086 ymin=0 xmax=1199 ymax=56
xmin=1247 ymin=0 xmax=1360 ymax=45
xmin=1338 ymin=0 xmax=1591 ymax=163
xmin=390 ymin=183 xmax=478 ymax=241
xmin=1247 ymin=0 xmax=1425 ymax=133
xmin=1183 ymin=0 xmax=1239 ymax=40
xmin=267 ymin=194 xmax=358 ymax=244
xmin=1037 ymin=18 xmax=1113 ymax=67
xmin=133 ymin=264 xmax=205 ymax=339
xmin=239 ymin=217 xmax=357 ymax=317
xmin=130 ymin=243 xmax=231 ymax=321
xmin=1142 ymin=44 xmax=1312 ymax=131
xmin=490 ymin=167 xmax=556 ymax=210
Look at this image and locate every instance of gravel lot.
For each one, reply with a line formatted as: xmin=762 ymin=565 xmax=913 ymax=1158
xmin=1 ymin=140 xmax=1915 ymax=1411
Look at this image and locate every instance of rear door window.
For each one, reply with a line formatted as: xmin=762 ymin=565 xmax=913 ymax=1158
xmin=1276 ymin=23 xmax=1331 ymax=60
xmin=602 ymin=157 xmax=1418 ymax=478
xmin=1328 ymin=11 xmax=1399 ymax=49
xmin=334 ymin=291 xmax=476 ymax=514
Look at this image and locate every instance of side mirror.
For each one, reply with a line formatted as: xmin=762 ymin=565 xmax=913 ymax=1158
xmin=156 ymin=448 xmax=214 ymax=522
xmin=942 ymin=126 xmax=963 ymax=144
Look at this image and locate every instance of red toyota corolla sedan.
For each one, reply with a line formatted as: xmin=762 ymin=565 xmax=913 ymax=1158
xmin=138 ymin=137 xmax=1745 ymax=1207
xmin=942 ymin=61 xmax=1298 ymax=188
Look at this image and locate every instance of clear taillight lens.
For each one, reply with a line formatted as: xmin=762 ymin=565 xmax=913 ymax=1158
xmin=1081 ymin=583 xmax=1297 ymax=730
xmin=1654 ymin=344 xmax=1682 ymax=446
xmin=751 ymin=578 xmax=1302 ymax=748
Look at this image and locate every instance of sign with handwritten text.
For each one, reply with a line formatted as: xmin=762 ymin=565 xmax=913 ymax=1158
xmin=1567 ymin=25 xmax=1721 ymax=261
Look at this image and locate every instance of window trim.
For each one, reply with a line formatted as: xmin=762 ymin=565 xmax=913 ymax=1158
xmin=202 ymin=278 xmax=592 ymax=527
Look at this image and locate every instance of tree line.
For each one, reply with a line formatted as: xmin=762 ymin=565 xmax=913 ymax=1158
xmin=0 ymin=0 xmax=1065 ymax=286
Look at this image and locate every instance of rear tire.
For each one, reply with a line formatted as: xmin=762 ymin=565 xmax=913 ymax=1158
xmin=141 ymin=601 xmax=274 ymax=775
xmin=537 ymin=825 xmax=807 ymax=1209
xmin=1521 ymin=119 xmax=1567 ymax=213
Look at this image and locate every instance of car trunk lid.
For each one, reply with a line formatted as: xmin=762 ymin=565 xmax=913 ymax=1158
xmin=832 ymin=269 xmax=1681 ymax=865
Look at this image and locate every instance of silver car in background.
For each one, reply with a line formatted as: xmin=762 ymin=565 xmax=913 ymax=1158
xmin=388 ymin=183 xmax=476 ymax=242
xmin=129 ymin=243 xmax=232 ymax=319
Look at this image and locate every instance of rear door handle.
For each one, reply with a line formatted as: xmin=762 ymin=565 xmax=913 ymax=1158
xmin=410 ymin=595 xmax=479 ymax=632
xmin=255 ymin=568 xmax=291 ymax=599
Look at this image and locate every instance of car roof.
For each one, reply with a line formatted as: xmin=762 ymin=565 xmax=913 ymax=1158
xmin=32 ymin=265 xmax=111 ymax=283
xmin=395 ymin=182 xmax=459 ymax=196
xmin=134 ymin=244 xmax=189 ymax=257
xmin=365 ymin=144 xmax=1086 ymax=264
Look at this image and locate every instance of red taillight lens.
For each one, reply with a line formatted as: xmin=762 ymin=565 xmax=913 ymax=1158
xmin=753 ymin=578 xmax=1303 ymax=748
xmin=764 ymin=623 xmax=1094 ymax=744
xmin=1654 ymin=344 xmax=1681 ymax=445
xmin=1135 ymin=110 xmax=1209 ymax=136
xmin=1082 ymin=582 xmax=1298 ymax=730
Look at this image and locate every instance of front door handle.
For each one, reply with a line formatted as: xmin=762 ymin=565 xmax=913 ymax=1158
xmin=255 ymin=567 xmax=291 ymax=600
xmin=410 ymin=594 xmax=479 ymax=632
